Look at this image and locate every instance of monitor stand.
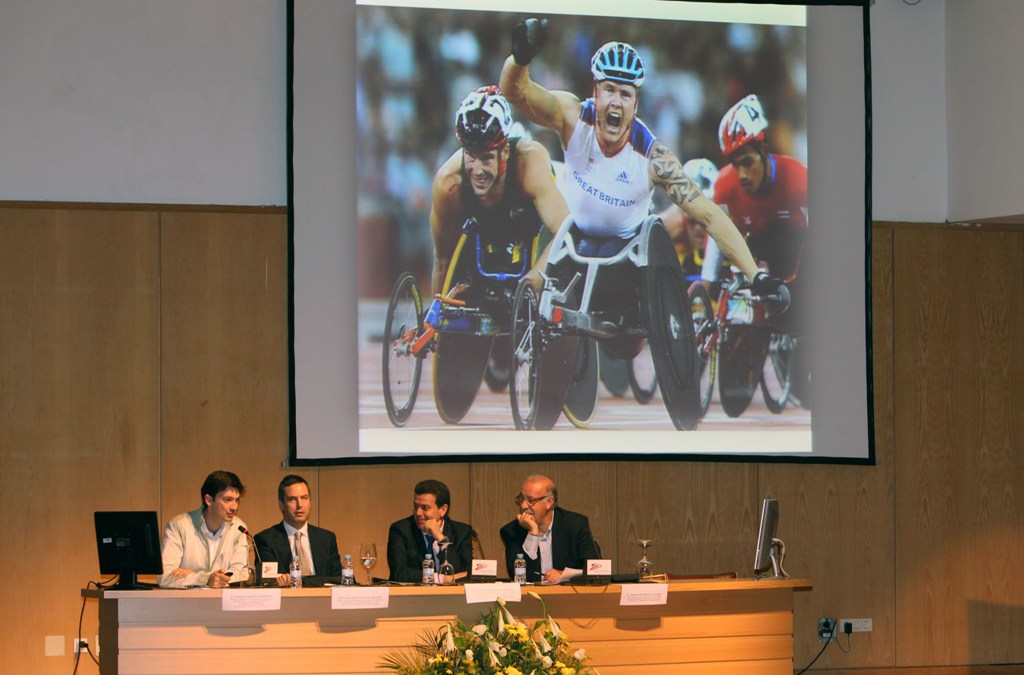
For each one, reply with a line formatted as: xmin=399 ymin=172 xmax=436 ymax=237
xmin=754 ymin=538 xmax=790 ymax=581
xmin=109 ymin=571 xmax=157 ymax=590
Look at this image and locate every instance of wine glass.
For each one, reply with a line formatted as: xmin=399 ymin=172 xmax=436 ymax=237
xmin=636 ymin=539 xmax=654 ymax=579
xmin=359 ymin=543 xmax=377 ymax=585
xmin=437 ymin=537 xmax=455 ymax=585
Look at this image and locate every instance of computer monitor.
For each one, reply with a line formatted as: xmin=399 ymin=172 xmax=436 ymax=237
xmin=94 ymin=511 xmax=163 ymax=590
xmin=753 ymin=498 xmax=789 ymax=580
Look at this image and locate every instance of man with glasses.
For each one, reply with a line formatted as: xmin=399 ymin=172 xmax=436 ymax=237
xmin=386 ymin=479 xmax=474 ymax=582
xmin=500 ymin=475 xmax=600 ymax=583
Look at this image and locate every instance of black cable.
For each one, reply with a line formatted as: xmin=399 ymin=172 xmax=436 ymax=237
xmin=795 ymin=621 xmax=835 ymax=675
xmin=73 ymin=579 xmax=111 ymax=674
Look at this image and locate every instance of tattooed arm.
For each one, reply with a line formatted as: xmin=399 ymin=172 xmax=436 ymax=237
xmin=649 ymin=142 xmax=759 ymax=281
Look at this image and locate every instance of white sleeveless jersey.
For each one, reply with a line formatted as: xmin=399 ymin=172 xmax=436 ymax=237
xmin=562 ymin=99 xmax=656 ymax=238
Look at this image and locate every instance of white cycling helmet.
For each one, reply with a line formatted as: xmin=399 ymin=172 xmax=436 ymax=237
xmin=718 ymin=94 xmax=768 ymax=156
xmin=454 ymin=85 xmax=513 ymax=152
xmin=590 ymin=41 xmax=645 ymax=88
xmin=682 ymin=158 xmax=720 ymax=200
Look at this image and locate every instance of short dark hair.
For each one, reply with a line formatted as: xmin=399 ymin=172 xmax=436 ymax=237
xmin=200 ymin=470 xmax=245 ymax=508
xmin=414 ymin=479 xmax=451 ymax=511
xmin=278 ymin=474 xmax=309 ymax=502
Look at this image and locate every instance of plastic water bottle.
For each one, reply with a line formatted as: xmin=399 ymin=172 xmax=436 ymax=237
xmin=341 ymin=554 xmax=355 ymax=585
xmin=289 ymin=555 xmax=302 ymax=588
xmin=422 ymin=554 xmax=435 ymax=585
xmin=514 ymin=553 xmax=527 ymax=585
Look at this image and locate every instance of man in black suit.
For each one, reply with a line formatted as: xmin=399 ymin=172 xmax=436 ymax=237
xmin=386 ymin=479 xmax=473 ymax=582
xmin=500 ymin=475 xmax=600 ymax=583
xmin=254 ymin=475 xmax=343 ymax=585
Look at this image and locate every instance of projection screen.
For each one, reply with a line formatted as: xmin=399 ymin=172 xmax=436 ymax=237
xmin=288 ymin=0 xmax=873 ymax=465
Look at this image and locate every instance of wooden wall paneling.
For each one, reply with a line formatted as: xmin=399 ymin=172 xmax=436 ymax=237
xmin=0 ymin=206 xmax=160 ymax=674
xmin=470 ymin=461 xmax=617 ymax=576
xmin=159 ymin=210 xmax=288 ymax=535
xmin=765 ymin=225 xmax=897 ymax=670
xmin=615 ymin=461 xmax=756 ymax=578
xmin=893 ymin=227 xmax=1024 ymax=666
xmin=318 ymin=463 xmax=471 ymax=580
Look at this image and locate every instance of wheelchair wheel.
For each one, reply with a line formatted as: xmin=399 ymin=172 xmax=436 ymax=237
xmin=718 ymin=325 xmax=770 ymax=418
xmin=563 ymin=337 xmax=600 ymax=428
xmin=433 ymin=333 xmax=492 ymax=424
xmin=509 ymin=281 xmax=540 ymax=429
xmin=760 ymin=333 xmax=795 ymax=414
xmin=598 ymin=345 xmax=630 ymax=398
xmin=627 ymin=342 xmax=657 ymax=405
xmin=381 ymin=272 xmax=424 ymax=427
xmin=687 ymin=282 xmax=716 ymax=416
xmin=642 ymin=224 xmax=701 ymax=430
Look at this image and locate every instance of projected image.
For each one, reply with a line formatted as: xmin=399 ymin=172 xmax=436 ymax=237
xmin=355 ymin=1 xmax=811 ymax=455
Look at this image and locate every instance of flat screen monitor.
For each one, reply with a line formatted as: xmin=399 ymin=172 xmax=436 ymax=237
xmin=94 ymin=511 xmax=163 ymax=590
xmin=753 ymin=497 xmax=787 ymax=580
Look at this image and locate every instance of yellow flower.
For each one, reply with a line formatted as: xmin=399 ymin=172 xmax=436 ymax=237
xmin=559 ymin=668 xmax=576 ymax=675
xmin=504 ymin=667 xmax=523 ymax=675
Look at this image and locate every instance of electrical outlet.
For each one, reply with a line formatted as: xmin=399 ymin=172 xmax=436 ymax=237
xmin=840 ymin=617 xmax=873 ymax=633
xmin=74 ymin=638 xmax=88 ymax=654
xmin=817 ymin=617 xmax=837 ymax=642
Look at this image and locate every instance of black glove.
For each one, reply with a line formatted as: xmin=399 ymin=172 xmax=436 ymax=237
xmin=511 ymin=18 xmax=548 ymax=66
xmin=751 ymin=272 xmax=791 ymax=312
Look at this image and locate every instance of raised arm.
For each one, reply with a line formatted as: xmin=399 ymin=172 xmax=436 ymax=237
xmin=648 ymin=142 xmax=759 ymax=282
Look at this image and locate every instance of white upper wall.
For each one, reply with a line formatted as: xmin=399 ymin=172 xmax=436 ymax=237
xmin=0 ymin=0 xmax=286 ymax=205
xmin=945 ymin=0 xmax=1024 ymax=223
xmin=0 ymin=0 xmax=1019 ymax=223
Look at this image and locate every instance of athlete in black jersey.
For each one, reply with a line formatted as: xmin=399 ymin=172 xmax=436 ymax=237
xmin=429 ymin=86 xmax=568 ymax=296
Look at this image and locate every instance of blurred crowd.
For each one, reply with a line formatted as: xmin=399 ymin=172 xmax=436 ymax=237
xmin=356 ymin=7 xmax=806 ymax=296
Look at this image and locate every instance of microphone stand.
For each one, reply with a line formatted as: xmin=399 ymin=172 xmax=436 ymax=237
xmin=238 ymin=526 xmax=262 ymax=587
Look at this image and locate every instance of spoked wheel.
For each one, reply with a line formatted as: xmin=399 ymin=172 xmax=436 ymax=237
xmin=627 ymin=342 xmax=657 ymax=405
xmin=509 ymin=281 xmax=540 ymax=430
xmin=381 ymin=272 xmax=425 ymax=427
xmin=687 ymin=282 xmax=716 ymax=417
xmin=642 ymin=223 xmax=701 ymax=430
xmin=718 ymin=325 xmax=770 ymax=418
xmin=563 ymin=337 xmax=600 ymax=428
xmin=760 ymin=333 xmax=795 ymax=414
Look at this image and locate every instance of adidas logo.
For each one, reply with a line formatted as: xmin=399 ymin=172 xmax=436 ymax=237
xmin=615 ymin=170 xmax=630 ymax=184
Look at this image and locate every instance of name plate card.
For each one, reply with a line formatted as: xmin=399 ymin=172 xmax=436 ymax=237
xmin=619 ymin=583 xmax=669 ymax=606
xmin=471 ymin=559 xmax=498 ymax=577
xmin=464 ymin=582 xmax=521 ymax=604
xmin=261 ymin=562 xmax=279 ymax=578
xmin=586 ymin=559 xmax=612 ymax=576
xmin=331 ymin=586 xmax=390 ymax=610
xmin=222 ymin=588 xmax=282 ymax=611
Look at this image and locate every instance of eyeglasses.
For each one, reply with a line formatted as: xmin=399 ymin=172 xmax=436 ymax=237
xmin=514 ymin=494 xmax=550 ymax=506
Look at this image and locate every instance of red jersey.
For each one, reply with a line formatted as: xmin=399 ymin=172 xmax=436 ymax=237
xmin=715 ymin=154 xmax=807 ymax=280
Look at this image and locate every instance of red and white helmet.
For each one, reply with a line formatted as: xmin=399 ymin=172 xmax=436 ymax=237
xmin=718 ymin=94 xmax=768 ymax=156
xmin=454 ymin=85 xmax=513 ymax=153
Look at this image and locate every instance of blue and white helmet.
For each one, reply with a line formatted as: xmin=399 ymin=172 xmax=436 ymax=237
xmin=682 ymin=158 xmax=720 ymax=200
xmin=590 ymin=41 xmax=645 ymax=89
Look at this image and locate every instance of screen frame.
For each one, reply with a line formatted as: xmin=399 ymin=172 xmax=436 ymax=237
xmin=753 ymin=497 xmax=780 ymax=575
xmin=285 ymin=0 xmax=875 ymax=467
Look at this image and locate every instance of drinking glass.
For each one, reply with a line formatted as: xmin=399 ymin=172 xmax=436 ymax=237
xmin=437 ymin=537 xmax=455 ymax=585
xmin=636 ymin=539 xmax=654 ymax=579
xmin=359 ymin=543 xmax=377 ymax=585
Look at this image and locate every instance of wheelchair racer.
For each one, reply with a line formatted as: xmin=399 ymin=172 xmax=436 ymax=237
xmin=499 ymin=20 xmax=788 ymax=343
xmin=427 ymin=85 xmax=568 ymax=306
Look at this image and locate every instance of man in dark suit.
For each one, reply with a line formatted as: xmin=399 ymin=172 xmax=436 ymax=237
xmin=254 ymin=475 xmax=343 ymax=585
xmin=500 ymin=475 xmax=600 ymax=583
xmin=386 ymin=479 xmax=473 ymax=583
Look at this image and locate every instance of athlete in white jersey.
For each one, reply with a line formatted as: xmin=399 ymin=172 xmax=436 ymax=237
xmin=500 ymin=18 xmax=788 ymax=301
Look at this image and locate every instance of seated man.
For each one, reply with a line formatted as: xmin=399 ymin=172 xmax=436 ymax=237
xmin=386 ymin=479 xmax=473 ymax=582
xmin=500 ymin=475 xmax=600 ymax=583
xmin=254 ymin=475 xmax=343 ymax=585
xmin=159 ymin=470 xmax=249 ymax=588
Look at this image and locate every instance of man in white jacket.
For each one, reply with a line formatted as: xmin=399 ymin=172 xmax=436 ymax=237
xmin=159 ymin=470 xmax=249 ymax=588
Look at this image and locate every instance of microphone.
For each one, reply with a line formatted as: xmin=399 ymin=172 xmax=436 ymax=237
xmin=470 ymin=528 xmax=485 ymax=560
xmin=238 ymin=526 xmax=263 ymax=586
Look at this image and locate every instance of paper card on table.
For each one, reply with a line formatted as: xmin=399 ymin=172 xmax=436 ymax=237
xmin=331 ymin=586 xmax=390 ymax=610
xmin=261 ymin=562 xmax=279 ymax=578
xmin=619 ymin=583 xmax=669 ymax=606
xmin=471 ymin=559 xmax=498 ymax=576
xmin=221 ymin=588 xmax=282 ymax=611
xmin=464 ymin=582 xmax=521 ymax=604
xmin=586 ymin=559 xmax=612 ymax=575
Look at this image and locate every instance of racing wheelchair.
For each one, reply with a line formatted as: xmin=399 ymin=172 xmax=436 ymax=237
xmin=381 ymin=216 xmax=596 ymax=427
xmin=509 ymin=215 xmax=702 ymax=431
